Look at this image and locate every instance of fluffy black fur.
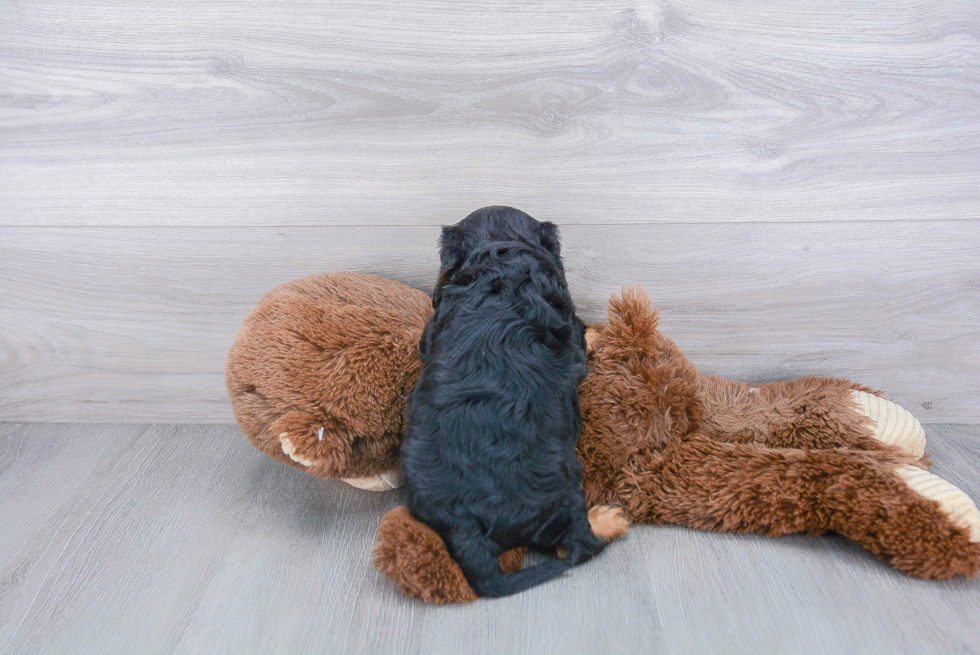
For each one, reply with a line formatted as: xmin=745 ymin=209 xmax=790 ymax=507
xmin=401 ymin=206 xmax=610 ymax=598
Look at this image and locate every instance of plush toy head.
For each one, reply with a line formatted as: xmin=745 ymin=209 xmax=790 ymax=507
xmin=226 ymin=272 xmax=431 ymax=487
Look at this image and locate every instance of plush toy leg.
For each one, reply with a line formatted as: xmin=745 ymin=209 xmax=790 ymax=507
xmin=606 ymin=437 xmax=980 ymax=579
xmin=373 ymin=505 xmax=629 ymax=603
xmin=850 ymin=390 xmax=926 ymax=458
xmin=697 ymin=375 xmax=926 ymax=458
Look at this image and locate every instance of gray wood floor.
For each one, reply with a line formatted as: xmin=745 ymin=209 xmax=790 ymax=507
xmin=2 ymin=423 xmax=979 ymax=655
xmin=2 ymin=0 xmax=979 ymax=424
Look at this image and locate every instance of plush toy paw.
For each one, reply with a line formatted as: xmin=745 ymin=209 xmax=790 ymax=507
xmin=894 ymin=465 xmax=980 ymax=543
xmin=280 ymin=433 xmax=314 ymax=467
xmin=279 ymin=429 xmax=401 ymax=490
xmin=588 ymin=504 xmax=630 ymax=542
xmin=341 ymin=469 xmax=404 ymax=492
xmin=277 ymin=425 xmax=349 ymax=474
xmin=851 ymin=390 xmax=926 ymax=458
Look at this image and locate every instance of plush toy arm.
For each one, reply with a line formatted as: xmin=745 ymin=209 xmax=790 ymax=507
xmin=604 ymin=436 xmax=980 ymax=579
xmin=373 ymin=506 xmax=480 ymax=604
xmin=697 ymin=375 xmax=926 ymax=459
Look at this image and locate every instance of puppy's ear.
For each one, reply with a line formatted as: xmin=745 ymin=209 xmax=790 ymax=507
xmin=418 ymin=320 xmax=434 ymax=362
xmin=431 ymin=267 xmax=452 ymax=309
xmin=433 ymin=225 xmax=467 ymax=309
xmin=537 ymin=221 xmax=561 ymax=257
xmin=439 ymin=224 xmax=467 ymax=272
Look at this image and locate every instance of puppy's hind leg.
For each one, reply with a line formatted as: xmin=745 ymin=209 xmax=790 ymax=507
xmin=588 ymin=504 xmax=630 ymax=542
xmin=446 ymin=531 xmax=572 ymax=599
xmin=558 ymin=506 xmax=629 ymax=565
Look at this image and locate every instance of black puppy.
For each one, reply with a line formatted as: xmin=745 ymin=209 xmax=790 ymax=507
xmin=401 ymin=206 xmax=621 ymax=598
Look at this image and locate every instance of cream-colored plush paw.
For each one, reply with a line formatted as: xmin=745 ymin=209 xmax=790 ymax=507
xmin=279 ymin=433 xmax=313 ymax=467
xmin=895 ymin=465 xmax=980 ymax=542
xmin=341 ymin=469 xmax=403 ymax=492
xmin=851 ymin=391 xmax=926 ymax=458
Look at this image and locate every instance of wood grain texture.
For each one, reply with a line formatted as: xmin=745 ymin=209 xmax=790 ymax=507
xmin=2 ymin=0 xmax=979 ymax=424
xmin=2 ymin=0 xmax=979 ymax=226
xmin=1 ymin=423 xmax=979 ymax=654
xmin=2 ymin=221 xmax=978 ymax=423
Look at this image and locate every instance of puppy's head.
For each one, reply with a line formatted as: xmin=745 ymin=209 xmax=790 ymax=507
xmin=434 ymin=206 xmax=561 ymax=307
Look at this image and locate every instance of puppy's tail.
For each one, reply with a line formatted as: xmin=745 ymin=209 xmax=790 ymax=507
xmin=469 ymin=559 xmax=573 ymax=598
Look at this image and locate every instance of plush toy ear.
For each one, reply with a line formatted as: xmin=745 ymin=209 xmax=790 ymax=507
xmin=537 ymin=220 xmax=561 ymax=258
xmin=433 ymin=225 xmax=467 ymax=309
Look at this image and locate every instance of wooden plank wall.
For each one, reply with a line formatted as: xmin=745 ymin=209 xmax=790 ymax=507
xmin=2 ymin=0 xmax=978 ymax=422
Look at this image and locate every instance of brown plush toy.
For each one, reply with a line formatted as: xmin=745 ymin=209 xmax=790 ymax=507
xmin=227 ymin=272 xmax=980 ymax=604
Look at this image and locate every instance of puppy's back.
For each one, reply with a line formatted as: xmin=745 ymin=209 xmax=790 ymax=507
xmin=403 ymin=208 xmax=608 ymax=598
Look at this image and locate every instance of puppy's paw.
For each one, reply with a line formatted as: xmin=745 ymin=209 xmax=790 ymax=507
xmin=585 ymin=328 xmax=602 ymax=356
xmin=851 ymin=390 xmax=926 ymax=458
xmin=588 ymin=504 xmax=630 ymax=542
xmin=499 ymin=547 xmax=526 ymax=573
xmin=341 ymin=469 xmax=403 ymax=492
xmin=894 ymin=465 xmax=980 ymax=543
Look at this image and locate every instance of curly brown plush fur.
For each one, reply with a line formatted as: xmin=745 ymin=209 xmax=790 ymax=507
xmin=227 ymin=274 xmax=980 ymax=603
